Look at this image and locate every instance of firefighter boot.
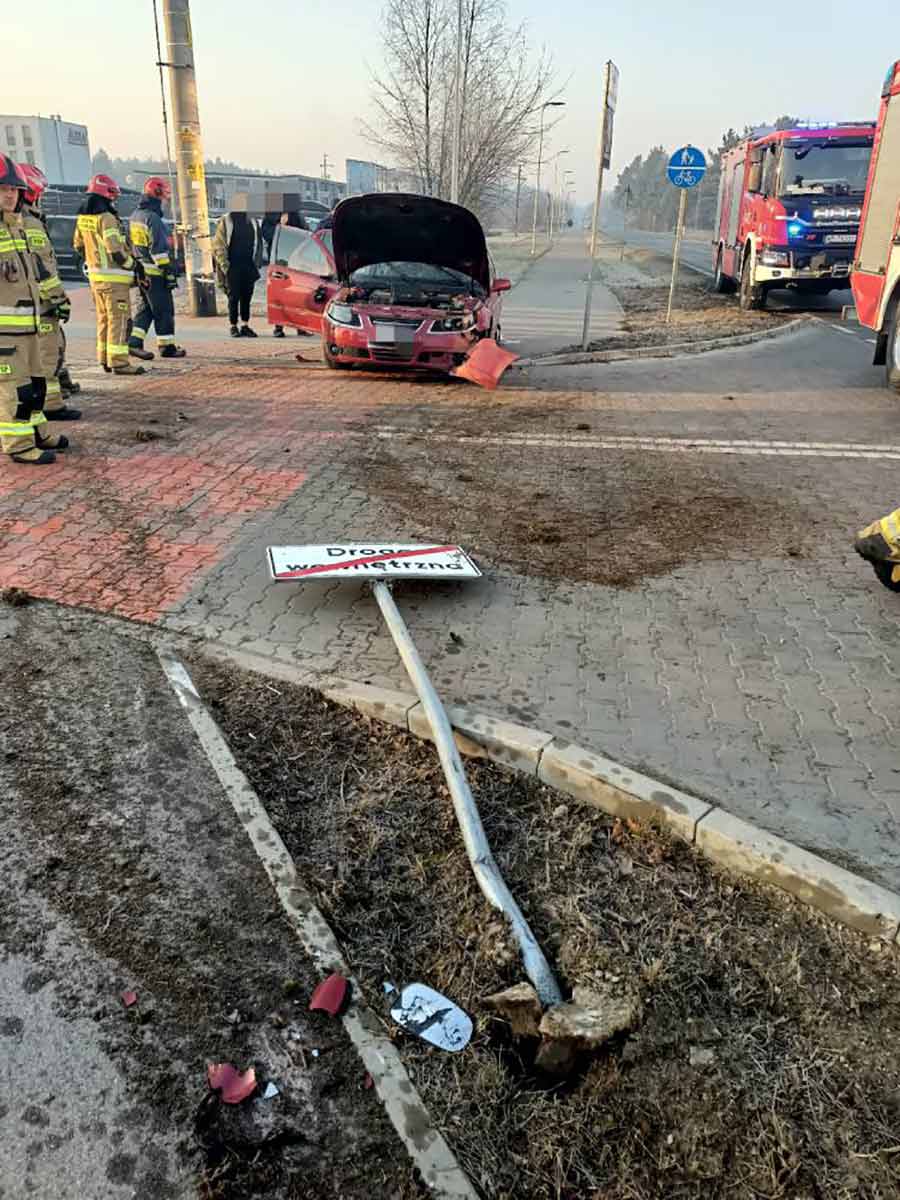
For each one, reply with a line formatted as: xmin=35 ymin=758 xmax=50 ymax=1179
xmin=160 ymin=345 xmax=186 ymax=358
xmin=113 ymin=364 xmax=147 ymax=376
xmin=10 ymin=447 xmax=56 ymax=464
xmin=58 ymin=367 xmax=81 ymax=395
xmin=129 ymin=344 xmax=154 ymax=361
xmin=36 ymin=432 xmax=69 ymax=451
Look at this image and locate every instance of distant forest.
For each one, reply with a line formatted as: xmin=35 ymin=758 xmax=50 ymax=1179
xmin=91 ymin=148 xmax=269 ymax=180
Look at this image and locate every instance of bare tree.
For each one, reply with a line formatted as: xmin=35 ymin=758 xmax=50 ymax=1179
xmin=363 ymin=0 xmax=559 ymax=216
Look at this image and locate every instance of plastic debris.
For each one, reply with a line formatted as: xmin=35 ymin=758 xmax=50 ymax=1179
xmin=262 ymin=1082 xmax=280 ymax=1099
xmin=363 ymin=1073 xmax=374 ymax=1089
xmin=383 ymin=981 xmax=396 ymax=995
xmin=451 ymin=339 xmax=519 ymax=390
xmin=121 ymin=990 xmax=138 ymax=1008
xmin=390 ymin=983 xmax=473 ymax=1052
xmin=207 ymin=1063 xmax=257 ymax=1104
xmin=309 ymin=973 xmax=350 ymax=1017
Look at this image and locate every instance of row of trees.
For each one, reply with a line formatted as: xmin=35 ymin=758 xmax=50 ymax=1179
xmin=611 ymin=118 xmax=799 ymax=233
xmin=365 ymin=0 xmax=560 ymax=220
xmin=92 ymin=149 xmax=268 ymax=181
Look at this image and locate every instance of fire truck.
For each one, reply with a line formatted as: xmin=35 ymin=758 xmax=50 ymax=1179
xmin=713 ymin=122 xmax=875 ymax=310
xmin=851 ymin=61 xmax=900 ymax=393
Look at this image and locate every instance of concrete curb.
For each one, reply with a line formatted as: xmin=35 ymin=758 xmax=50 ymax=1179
xmin=198 ymin=653 xmax=899 ymax=945
xmin=159 ymin=654 xmax=478 ymax=1200
xmin=515 ymin=316 xmax=810 ymax=368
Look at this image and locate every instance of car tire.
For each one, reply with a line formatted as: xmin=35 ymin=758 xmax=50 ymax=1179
xmin=713 ymin=249 xmax=733 ymax=294
xmin=886 ymin=303 xmax=900 ymax=395
xmin=871 ymin=559 xmax=900 ymax=592
xmin=739 ymin=254 xmax=765 ymax=311
xmin=322 ymin=340 xmax=351 ymax=370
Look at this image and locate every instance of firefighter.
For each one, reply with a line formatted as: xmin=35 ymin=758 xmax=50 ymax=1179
xmin=0 ymin=154 xmax=65 ymax=465
xmin=855 ymin=508 xmax=900 ymax=592
xmin=18 ymin=163 xmax=81 ymax=422
xmin=74 ymin=174 xmax=146 ymax=376
xmin=128 ymin=177 xmax=185 ymax=360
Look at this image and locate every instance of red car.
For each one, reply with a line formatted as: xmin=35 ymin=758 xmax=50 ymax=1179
xmin=266 ymin=193 xmax=510 ymax=372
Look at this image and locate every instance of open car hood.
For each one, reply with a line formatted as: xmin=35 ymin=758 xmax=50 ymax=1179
xmin=331 ymin=194 xmax=491 ymax=292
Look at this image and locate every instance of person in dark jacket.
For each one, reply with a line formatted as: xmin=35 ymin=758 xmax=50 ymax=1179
xmin=271 ymin=210 xmax=309 ymax=338
xmin=212 ymin=205 xmax=262 ymax=337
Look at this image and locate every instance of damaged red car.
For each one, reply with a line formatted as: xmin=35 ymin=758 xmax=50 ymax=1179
xmin=267 ymin=193 xmax=510 ymax=374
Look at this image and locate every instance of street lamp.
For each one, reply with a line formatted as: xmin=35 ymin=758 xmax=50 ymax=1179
xmin=548 ymin=149 xmax=570 ymax=241
xmin=531 ymin=101 xmax=565 ymax=255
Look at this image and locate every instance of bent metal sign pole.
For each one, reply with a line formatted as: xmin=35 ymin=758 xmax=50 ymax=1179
xmin=582 ymin=59 xmax=619 ymax=351
xmin=268 ymin=542 xmax=564 ymax=1007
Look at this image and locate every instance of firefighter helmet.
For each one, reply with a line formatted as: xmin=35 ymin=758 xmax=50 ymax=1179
xmin=0 ymin=153 xmax=26 ymax=190
xmin=18 ymin=163 xmax=48 ymax=206
xmin=87 ymin=173 xmax=121 ymax=200
xmin=143 ymin=176 xmax=171 ymax=202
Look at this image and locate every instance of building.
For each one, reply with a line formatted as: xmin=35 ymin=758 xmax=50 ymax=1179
xmin=0 ymin=114 xmax=91 ymax=185
xmin=346 ymin=158 xmax=425 ymax=197
xmin=126 ymin=168 xmax=346 ymax=217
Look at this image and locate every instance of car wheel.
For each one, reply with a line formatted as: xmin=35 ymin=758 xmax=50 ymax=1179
xmin=322 ymin=340 xmax=351 ymax=370
xmin=739 ymin=254 xmax=765 ymax=311
xmin=886 ymin=303 xmax=900 ymax=395
xmin=871 ymin=559 xmax=900 ymax=592
xmin=713 ymin=249 xmax=732 ymax=294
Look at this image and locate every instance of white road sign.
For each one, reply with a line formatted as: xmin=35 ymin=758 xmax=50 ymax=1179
xmin=268 ymin=542 xmax=482 ymax=582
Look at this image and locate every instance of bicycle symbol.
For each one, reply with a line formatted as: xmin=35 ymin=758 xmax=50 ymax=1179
xmin=672 ymin=170 xmax=698 ymax=186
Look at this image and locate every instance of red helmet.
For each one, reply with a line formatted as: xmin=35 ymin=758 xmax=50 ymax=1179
xmin=0 ymin=153 xmax=26 ymax=191
xmin=143 ymin=176 xmax=171 ymax=202
xmin=18 ymin=163 xmax=48 ymax=206
xmin=87 ymin=173 xmax=120 ymax=200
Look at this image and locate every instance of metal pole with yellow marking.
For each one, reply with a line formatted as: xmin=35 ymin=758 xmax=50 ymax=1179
xmin=161 ymin=0 xmax=216 ymax=316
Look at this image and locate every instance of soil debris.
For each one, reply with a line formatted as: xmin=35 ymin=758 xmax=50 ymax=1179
xmin=484 ymin=982 xmax=542 ymax=1038
xmin=1 ymin=586 xmax=32 ymax=607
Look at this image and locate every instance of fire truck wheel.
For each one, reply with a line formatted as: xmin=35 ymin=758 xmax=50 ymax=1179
xmin=887 ymin=304 xmax=900 ymax=395
xmin=739 ymin=256 xmax=766 ymax=311
xmin=713 ymin=250 xmax=733 ymax=294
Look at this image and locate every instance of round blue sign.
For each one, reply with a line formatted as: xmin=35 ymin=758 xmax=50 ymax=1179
xmin=667 ymin=146 xmax=707 ymax=189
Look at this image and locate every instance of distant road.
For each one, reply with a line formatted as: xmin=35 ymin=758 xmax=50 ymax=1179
xmin=606 ymin=227 xmax=714 ymax=276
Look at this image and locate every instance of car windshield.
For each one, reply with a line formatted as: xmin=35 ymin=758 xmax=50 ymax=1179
xmin=779 ymin=140 xmax=872 ymax=196
xmin=350 ymin=260 xmax=483 ymax=296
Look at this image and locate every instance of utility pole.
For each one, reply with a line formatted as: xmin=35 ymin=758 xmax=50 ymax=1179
xmin=321 ymin=153 xmax=330 ymax=180
xmin=450 ymin=0 xmax=463 ymax=203
xmin=620 ymin=183 xmax=631 ymax=260
xmin=151 ymin=0 xmax=180 ymax=235
xmin=582 ymin=61 xmax=619 ymax=350
xmin=513 ymin=162 xmax=523 ymax=237
xmin=161 ymin=0 xmax=215 ymax=316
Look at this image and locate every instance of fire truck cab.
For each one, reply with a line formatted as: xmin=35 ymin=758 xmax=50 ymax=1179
xmin=713 ymin=123 xmax=874 ymax=310
xmin=851 ymin=61 xmax=900 ymax=393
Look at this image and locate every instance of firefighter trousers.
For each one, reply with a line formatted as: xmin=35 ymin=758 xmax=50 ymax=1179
xmin=130 ymin=276 xmax=175 ymax=348
xmin=0 ymin=336 xmax=48 ymax=457
xmin=90 ymin=282 xmax=132 ymax=368
xmin=38 ymin=316 xmax=64 ymax=413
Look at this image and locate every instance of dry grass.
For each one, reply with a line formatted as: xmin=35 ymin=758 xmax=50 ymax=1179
xmin=193 ymin=656 xmax=900 ymax=1200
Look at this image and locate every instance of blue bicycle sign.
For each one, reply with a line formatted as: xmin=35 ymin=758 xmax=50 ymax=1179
xmin=667 ymin=146 xmax=707 ymax=189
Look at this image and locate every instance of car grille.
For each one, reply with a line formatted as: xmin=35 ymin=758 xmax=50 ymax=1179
xmin=370 ymin=317 xmax=422 ymax=329
xmin=370 ymin=346 xmax=415 ymax=362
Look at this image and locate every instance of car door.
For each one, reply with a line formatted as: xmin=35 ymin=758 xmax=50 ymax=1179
xmin=267 ymin=227 xmax=337 ymax=332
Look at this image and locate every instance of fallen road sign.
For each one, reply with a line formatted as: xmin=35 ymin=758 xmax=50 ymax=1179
xmin=268 ymin=542 xmax=482 ymax=581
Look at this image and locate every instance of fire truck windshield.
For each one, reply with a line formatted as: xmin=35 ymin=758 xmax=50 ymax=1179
xmin=778 ymin=140 xmax=873 ymax=197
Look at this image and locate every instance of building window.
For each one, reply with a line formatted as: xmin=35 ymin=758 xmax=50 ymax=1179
xmin=5 ymin=126 xmax=15 ymax=145
xmin=25 ymin=151 xmax=35 ymax=166
xmin=22 ymin=126 xmax=32 ymax=147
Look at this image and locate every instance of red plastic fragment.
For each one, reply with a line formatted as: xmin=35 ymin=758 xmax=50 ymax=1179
xmin=451 ymin=339 xmax=519 ymax=390
xmin=207 ymin=1063 xmax=257 ymax=1104
xmin=363 ymin=1073 xmax=374 ymax=1090
xmin=121 ymin=990 xmax=138 ymax=1008
xmin=309 ymin=973 xmax=350 ymax=1017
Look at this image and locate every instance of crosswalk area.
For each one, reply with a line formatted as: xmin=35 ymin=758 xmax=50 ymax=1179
xmin=499 ymin=301 xmax=622 ymax=350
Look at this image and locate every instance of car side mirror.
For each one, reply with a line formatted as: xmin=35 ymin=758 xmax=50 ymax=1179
xmin=491 ymin=278 xmax=511 ymax=293
xmin=313 ymin=285 xmax=328 ymax=303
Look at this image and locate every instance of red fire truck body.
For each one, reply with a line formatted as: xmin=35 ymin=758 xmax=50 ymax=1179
xmin=851 ymin=61 xmax=900 ymax=392
xmin=713 ymin=123 xmax=874 ymax=310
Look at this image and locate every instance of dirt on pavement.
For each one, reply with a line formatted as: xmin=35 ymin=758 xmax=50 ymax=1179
xmin=192 ymin=654 xmax=900 ymax=1200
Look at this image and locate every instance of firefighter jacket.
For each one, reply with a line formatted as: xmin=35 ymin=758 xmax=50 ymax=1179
xmin=0 ymin=211 xmax=41 ymax=337
xmin=74 ymin=207 xmax=136 ymax=285
xmin=22 ymin=208 xmax=67 ymax=314
xmin=130 ymin=197 xmax=171 ymax=278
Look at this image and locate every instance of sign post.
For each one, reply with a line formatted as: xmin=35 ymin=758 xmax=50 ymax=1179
xmin=665 ymin=145 xmax=707 ymax=324
xmin=581 ymin=60 xmax=619 ymax=351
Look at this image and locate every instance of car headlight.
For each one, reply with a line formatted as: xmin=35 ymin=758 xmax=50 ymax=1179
xmin=430 ymin=312 xmax=476 ymax=333
xmin=760 ymin=250 xmax=791 ymax=267
xmin=326 ymin=303 xmax=361 ymax=327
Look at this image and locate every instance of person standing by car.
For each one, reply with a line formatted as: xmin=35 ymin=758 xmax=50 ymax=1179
xmin=271 ymin=210 xmax=308 ymax=337
xmin=74 ymin=174 xmax=146 ymax=376
xmin=18 ymin=163 xmax=81 ymax=423
xmin=128 ymin=177 xmax=185 ymax=361
xmin=0 ymin=155 xmax=66 ymax=465
xmin=212 ymin=205 xmax=262 ymax=337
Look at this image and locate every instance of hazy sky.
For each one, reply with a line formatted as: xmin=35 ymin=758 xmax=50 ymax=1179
xmin=4 ymin=0 xmax=895 ymax=200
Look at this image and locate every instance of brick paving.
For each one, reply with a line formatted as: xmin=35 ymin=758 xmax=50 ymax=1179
xmin=5 ymin=316 xmax=900 ymax=891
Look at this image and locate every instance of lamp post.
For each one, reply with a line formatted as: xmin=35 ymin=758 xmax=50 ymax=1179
xmin=450 ymin=0 xmax=464 ymax=203
xmin=560 ymin=169 xmax=575 ymax=232
xmin=514 ymin=162 xmax=524 ymax=237
xmin=531 ymin=101 xmax=565 ymax=255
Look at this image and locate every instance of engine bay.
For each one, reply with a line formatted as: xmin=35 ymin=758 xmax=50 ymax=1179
xmin=341 ymin=284 xmax=479 ymax=312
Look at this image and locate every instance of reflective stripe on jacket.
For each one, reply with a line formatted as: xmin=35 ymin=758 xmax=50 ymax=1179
xmin=23 ymin=209 xmax=67 ymax=312
xmin=130 ymin=200 xmax=171 ymax=277
xmin=0 ymin=213 xmax=40 ymax=336
xmin=74 ymin=211 xmax=135 ymax=285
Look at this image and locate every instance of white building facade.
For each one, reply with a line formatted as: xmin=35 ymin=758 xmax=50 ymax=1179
xmin=0 ymin=115 xmax=91 ymax=186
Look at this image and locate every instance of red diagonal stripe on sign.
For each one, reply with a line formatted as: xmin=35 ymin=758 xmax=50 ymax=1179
xmin=275 ymin=544 xmax=460 ymax=579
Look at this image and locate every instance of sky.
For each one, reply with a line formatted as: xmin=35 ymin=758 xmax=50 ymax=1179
xmin=3 ymin=0 xmax=896 ymax=203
